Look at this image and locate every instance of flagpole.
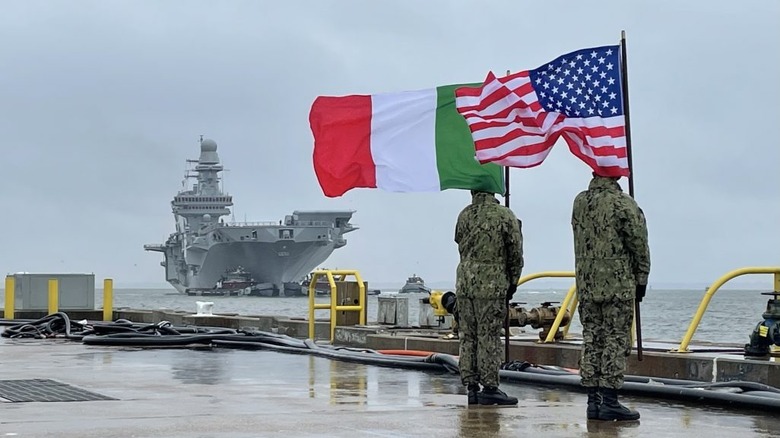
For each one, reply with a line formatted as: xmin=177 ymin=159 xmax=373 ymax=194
xmin=621 ymin=31 xmax=636 ymax=199
xmin=620 ymin=30 xmax=643 ymax=362
xmin=504 ymin=69 xmax=511 ymax=364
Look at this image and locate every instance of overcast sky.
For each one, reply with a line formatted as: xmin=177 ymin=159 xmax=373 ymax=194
xmin=1 ymin=1 xmax=777 ymax=290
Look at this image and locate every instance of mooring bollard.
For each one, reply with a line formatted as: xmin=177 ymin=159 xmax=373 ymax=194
xmin=4 ymin=276 xmax=15 ymax=320
xmin=48 ymin=279 xmax=59 ymax=314
xmin=103 ymin=278 xmax=113 ymax=321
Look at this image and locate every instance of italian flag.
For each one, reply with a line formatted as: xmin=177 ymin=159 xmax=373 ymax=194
xmin=309 ymin=84 xmax=505 ymax=198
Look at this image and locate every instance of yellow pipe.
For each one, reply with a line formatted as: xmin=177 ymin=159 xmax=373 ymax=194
xmin=562 ymin=293 xmax=579 ymax=339
xmin=48 ymin=279 xmax=59 ymax=314
xmin=543 ymin=283 xmax=577 ymax=343
xmin=673 ymin=266 xmax=780 ymax=353
xmin=103 ymin=278 xmax=113 ymax=322
xmin=517 ymin=271 xmax=575 ymax=286
xmin=4 ymin=276 xmax=15 ymax=320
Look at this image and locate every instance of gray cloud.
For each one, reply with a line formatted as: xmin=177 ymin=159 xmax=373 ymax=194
xmin=1 ymin=0 xmax=777 ymax=290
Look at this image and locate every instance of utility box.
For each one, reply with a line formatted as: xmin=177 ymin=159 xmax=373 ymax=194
xmin=377 ymin=295 xmax=409 ymax=327
xmin=334 ymin=281 xmax=368 ymax=327
xmin=12 ymin=273 xmax=95 ymax=311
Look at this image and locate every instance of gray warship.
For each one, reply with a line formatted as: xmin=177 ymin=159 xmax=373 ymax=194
xmin=144 ymin=137 xmax=357 ymax=296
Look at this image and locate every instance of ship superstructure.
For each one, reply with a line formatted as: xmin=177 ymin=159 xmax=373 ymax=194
xmin=144 ymin=137 xmax=357 ymax=296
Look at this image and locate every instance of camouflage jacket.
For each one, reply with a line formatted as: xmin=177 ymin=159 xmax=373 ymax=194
xmin=455 ymin=192 xmax=523 ymax=299
xmin=571 ymin=176 xmax=651 ymax=302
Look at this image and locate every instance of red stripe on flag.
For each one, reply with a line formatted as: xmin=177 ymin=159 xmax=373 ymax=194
xmin=478 ymin=136 xmax=559 ymax=163
xmin=472 ymin=114 xmax=566 ymax=152
xmin=456 ymin=79 xmax=536 ymax=115
xmin=561 ymin=131 xmax=629 ymax=177
xmin=309 ymin=95 xmax=377 ymax=197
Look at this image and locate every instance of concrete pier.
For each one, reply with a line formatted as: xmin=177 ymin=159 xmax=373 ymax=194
xmin=2 ymin=327 xmax=780 ymax=437
xmin=2 ymin=308 xmax=777 ymax=389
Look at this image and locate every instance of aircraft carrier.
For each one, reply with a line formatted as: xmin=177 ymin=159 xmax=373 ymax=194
xmin=144 ymin=137 xmax=357 ymax=296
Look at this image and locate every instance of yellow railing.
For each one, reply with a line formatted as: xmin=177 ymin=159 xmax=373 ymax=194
xmin=308 ymin=269 xmax=366 ymax=342
xmin=672 ymin=266 xmax=780 ymax=353
xmin=3 ymin=276 xmax=115 ymax=320
xmin=514 ymin=271 xmax=577 ymax=343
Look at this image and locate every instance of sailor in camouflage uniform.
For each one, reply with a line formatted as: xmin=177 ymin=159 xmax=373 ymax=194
xmin=455 ymin=190 xmax=523 ymax=406
xmin=571 ymin=174 xmax=651 ymax=421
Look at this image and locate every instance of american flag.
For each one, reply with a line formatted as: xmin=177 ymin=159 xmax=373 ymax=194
xmin=455 ymin=45 xmax=629 ymax=177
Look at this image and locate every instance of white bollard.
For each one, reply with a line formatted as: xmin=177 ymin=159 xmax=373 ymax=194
xmin=195 ymin=301 xmax=214 ymax=316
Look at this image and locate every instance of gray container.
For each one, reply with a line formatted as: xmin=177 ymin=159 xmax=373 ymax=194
xmin=377 ymin=295 xmax=409 ymax=327
xmin=13 ymin=273 xmax=95 ymax=311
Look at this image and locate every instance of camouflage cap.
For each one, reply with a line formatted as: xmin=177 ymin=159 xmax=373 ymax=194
xmin=592 ymin=171 xmax=621 ymax=180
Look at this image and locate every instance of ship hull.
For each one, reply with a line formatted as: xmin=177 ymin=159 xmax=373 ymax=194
xmin=188 ymin=239 xmax=336 ymax=293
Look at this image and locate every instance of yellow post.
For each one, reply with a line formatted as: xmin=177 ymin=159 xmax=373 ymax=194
xmin=774 ymin=273 xmax=780 ymax=293
xmin=103 ymin=278 xmax=113 ymax=322
xmin=4 ymin=276 xmax=15 ymax=320
xmin=308 ymin=274 xmax=316 ymax=340
xmin=48 ymin=279 xmax=59 ymax=314
xmin=329 ymin=271 xmax=337 ymax=342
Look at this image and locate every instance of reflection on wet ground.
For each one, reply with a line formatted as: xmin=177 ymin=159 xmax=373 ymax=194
xmin=1 ymin=339 xmax=778 ymax=437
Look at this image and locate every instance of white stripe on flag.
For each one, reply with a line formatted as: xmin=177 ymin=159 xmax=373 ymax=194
xmin=370 ymin=89 xmax=440 ymax=192
xmin=562 ymin=132 xmax=629 ymax=168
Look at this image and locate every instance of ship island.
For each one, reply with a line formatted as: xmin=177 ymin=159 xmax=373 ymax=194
xmin=144 ymin=137 xmax=357 ymax=296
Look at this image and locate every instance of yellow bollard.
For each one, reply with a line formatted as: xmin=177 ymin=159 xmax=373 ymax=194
xmin=103 ymin=278 xmax=113 ymax=322
xmin=48 ymin=279 xmax=59 ymax=314
xmin=4 ymin=276 xmax=15 ymax=320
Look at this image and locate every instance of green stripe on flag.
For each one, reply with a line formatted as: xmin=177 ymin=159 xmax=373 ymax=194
xmin=434 ymin=84 xmax=505 ymax=194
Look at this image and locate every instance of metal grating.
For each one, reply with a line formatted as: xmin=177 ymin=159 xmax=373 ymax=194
xmin=0 ymin=379 xmax=117 ymax=402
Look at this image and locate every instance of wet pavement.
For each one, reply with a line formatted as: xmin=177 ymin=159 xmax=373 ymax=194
xmin=1 ymin=334 xmax=778 ymax=437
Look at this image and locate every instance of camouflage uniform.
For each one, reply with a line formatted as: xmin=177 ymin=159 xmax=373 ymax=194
xmin=571 ymin=176 xmax=650 ymax=390
xmin=455 ymin=191 xmax=523 ymax=389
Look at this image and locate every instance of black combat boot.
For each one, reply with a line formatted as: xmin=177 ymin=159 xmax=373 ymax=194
xmin=586 ymin=387 xmax=601 ymax=420
xmin=478 ymin=386 xmax=518 ymax=406
xmin=598 ymin=388 xmax=640 ymax=421
xmin=467 ymin=384 xmax=480 ymax=405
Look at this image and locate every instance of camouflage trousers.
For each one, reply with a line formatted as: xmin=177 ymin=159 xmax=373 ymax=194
xmin=578 ymin=298 xmax=633 ymax=389
xmin=458 ymin=297 xmax=505 ymax=388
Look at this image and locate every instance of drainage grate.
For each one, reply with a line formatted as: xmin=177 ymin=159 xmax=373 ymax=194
xmin=0 ymin=379 xmax=117 ymax=402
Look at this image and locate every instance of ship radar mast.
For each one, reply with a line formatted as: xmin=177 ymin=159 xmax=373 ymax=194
xmin=170 ymin=136 xmax=234 ymax=231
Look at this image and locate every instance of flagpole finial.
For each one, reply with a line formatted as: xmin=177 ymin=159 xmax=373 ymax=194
xmin=621 ymin=30 xmax=626 ymax=39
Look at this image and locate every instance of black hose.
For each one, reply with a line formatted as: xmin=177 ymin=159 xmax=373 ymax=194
xmin=499 ymin=369 xmax=780 ymax=410
xmin=6 ymin=312 xmax=780 ymax=411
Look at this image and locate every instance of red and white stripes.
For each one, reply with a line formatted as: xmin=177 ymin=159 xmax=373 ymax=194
xmin=455 ymin=71 xmax=629 ymax=177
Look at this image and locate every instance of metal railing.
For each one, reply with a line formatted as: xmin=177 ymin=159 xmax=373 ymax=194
xmin=307 ymin=269 xmax=366 ymax=342
xmin=671 ymin=266 xmax=780 ymax=353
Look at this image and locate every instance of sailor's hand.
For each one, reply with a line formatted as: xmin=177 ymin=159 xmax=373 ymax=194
xmin=506 ymin=283 xmax=518 ymax=303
